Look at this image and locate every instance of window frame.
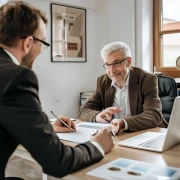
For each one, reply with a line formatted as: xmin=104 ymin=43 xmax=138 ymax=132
xmin=153 ymin=0 xmax=180 ymax=77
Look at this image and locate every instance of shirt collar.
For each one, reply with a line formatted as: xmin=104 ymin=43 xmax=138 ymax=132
xmin=111 ymin=73 xmax=130 ymax=89
xmin=3 ymin=49 xmax=20 ymax=65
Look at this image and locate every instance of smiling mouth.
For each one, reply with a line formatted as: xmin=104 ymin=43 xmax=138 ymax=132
xmin=110 ymin=73 xmax=120 ymax=78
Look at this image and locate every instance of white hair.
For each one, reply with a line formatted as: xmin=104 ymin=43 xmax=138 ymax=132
xmin=101 ymin=42 xmax=131 ymax=60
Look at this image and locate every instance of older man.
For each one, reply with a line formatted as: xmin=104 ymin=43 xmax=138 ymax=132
xmin=79 ymin=42 xmax=167 ymax=134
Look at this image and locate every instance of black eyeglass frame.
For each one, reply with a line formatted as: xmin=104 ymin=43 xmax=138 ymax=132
xmin=20 ymin=36 xmax=50 ymax=47
xmin=103 ymin=57 xmax=128 ymax=69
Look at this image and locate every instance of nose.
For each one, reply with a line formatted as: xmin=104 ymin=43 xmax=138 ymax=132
xmin=108 ymin=64 xmax=116 ymax=74
xmin=108 ymin=70 xmax=115 ymax=78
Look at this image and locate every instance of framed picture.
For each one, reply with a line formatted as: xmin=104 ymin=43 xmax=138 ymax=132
xmin=51 ymin=3 xmax=86 ymax=62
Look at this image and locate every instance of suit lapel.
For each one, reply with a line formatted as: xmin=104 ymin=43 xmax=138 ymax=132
xmin=129 ymin=68 xmax=139 ymax=115
xmin=105 ymin=77 xmax=116 ymax=108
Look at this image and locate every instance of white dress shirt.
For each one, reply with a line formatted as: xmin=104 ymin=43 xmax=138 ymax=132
xmin=111 ymin=74 xmax=131 ymax=130
xmin=4 ymin=49 xmax=20 ymax=65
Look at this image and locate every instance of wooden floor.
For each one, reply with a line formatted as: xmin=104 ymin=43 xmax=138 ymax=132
xmin=5 ymin=155 xmax=62 ymax=180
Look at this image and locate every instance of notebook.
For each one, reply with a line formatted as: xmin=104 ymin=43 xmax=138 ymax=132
xmin=117 ymin=96 xmax=180 ymax=152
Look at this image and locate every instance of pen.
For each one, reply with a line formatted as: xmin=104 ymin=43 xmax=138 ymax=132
xmin=105 ymin=114 xmax=111 ymax=119
xmin=104 ymin=114 xmax=112 ymax=122
xmin=91 ymin=129 xmax=115 ymax=138
xmin=91 ymin=130 xmax=98 ymax=136
xmin=70 ymin=118 xmax=76 ymax=121
xmin=104 ymin=118 xmax=111 ymax=123
xmin=110 ymin=130 xmax=115 ymax=138
xmin=50 ymin=111 xmax=75 ymax=132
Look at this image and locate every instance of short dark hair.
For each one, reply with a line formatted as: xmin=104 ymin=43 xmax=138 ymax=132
xmin=0 ymin=1 xmax=48 ymax=47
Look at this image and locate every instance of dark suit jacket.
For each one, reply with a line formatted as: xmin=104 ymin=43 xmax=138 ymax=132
xmin=79 ymin=67 xmax=167 ymax=131
xmin=0 ymin=48 xmax=103 ymax=179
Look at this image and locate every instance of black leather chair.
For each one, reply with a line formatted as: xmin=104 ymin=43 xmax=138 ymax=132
xmin=5 ymin=178 xmax=24 ymax=180
xmin=157 ymin=75 xmax=177 ymax=123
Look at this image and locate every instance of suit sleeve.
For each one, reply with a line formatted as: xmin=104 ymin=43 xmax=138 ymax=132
xmin=79 ymin=77 xmax=103 ymax=122
xmin=125 ymin=74 xmax=167 ymax=131
xmin=0 ymin=68 xmax=103 ymax=177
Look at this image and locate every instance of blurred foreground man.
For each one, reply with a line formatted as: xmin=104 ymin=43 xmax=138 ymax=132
xmin=0 ymin=1 xmax=114 ymax=179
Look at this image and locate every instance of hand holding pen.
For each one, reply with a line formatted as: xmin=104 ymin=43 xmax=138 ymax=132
xmin=51 ymin=111 xmax=76 ymax=133
xmin=92 ymin=129 xmax=115 ymax=138
xmin=90 ymin=126 xmax=115 ymax=154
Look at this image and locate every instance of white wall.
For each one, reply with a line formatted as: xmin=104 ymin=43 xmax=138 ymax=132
xmin=91 ymin=0 xmax=153 ymax=75
xmin=5 ymin=0 xmax=153 ymax=119
xmin=0 ymin=0 xmax=7 ymax=6
xmin=95 ymin=0 xmax=136 ymax=75
xmin=108 ymin=0 xmax=136 ymax=65
xmin=21 ymin=0 xmax=102 ymax=118
xmin=136 ymin=0 xmax=153 ymax=72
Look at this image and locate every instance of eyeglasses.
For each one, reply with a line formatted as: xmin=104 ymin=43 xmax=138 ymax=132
xmin=103 ymin=58 xmax=128 ymax=69
xmin=20 ymin=36 xmax=50 ymax=50
xmin=33 ymin=36 xmax=50 ymax=50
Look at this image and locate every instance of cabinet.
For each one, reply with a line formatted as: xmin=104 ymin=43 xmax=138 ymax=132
xmin=80 ymin=91 xmax=94 ymax=106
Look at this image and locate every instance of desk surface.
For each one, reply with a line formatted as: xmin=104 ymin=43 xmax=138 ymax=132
xmin=16 ymin=127 xmax=180 ymax=180
xmin=68 ymin=127 xmax=180 ymax=180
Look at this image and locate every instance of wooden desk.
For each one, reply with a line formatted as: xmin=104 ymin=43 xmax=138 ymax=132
xmin=15 ymin=127 xmax=180 ymax=180
xmin=67 ymin=128 xmax=180 ymax=180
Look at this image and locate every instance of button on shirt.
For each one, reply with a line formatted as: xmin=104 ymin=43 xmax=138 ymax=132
xmin=112 ymin=74 xmax=131 ymax=130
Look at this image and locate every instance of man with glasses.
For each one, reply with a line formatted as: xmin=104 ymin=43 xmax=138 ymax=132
xmin=0 ymin=1 xmax=114 ymax=180
xmin=79 ymin=42 xmax=167 ymax=134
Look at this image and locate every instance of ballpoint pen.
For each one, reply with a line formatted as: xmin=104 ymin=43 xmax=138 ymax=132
xmin=91 ymin=129 xmax=115 ymax=138
xmin=103 ymin=118 xmax=111 ymax=123
xmin=103 ymin=114 xmax=112 ymax=122
xmin=110 ymin=130 xmax=115 ymax=138
xmin=50 ymin=111 xmax=75 ymax=132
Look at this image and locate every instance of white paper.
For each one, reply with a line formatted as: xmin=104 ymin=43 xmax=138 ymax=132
xmin=87 ymin=158 xmax=180 ymax=180
xmin=56 ymin=122 xmax=110 ymax=143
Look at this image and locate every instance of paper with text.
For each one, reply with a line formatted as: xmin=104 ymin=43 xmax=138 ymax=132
xmin=56 ymin=122 xmax=110 ymax=143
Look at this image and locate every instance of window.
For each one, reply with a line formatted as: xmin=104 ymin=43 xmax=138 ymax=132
xmin=154 ymin=0 xmax=180 ymax=77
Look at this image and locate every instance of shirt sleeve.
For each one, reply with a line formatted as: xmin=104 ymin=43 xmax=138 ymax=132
xmin=91 ymin=142 xmax=105 ymax=156
xmin=122 ymin=119 xmax=128 ymax=130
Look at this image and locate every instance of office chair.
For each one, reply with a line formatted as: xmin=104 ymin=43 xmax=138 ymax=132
xmin=157 ymin=75 xmax=177 ymax=123
xmin=5 ymin=177 xmax=24 ymax=180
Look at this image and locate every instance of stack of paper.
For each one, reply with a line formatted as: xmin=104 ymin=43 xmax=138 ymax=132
xmin=87 ymin=158 xmax=180 ymax=180
xmin=56 ymin=122 xmax=110 ymax=143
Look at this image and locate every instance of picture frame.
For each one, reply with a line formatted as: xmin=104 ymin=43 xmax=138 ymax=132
xmin=51 ymin=3 xmax=86 ymax=62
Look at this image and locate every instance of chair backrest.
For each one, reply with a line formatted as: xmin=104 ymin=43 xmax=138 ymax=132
xmin=157 ymin=75 xmax=177 ymax=123
xmin=80 ymin=91 xmax=94 ymax=106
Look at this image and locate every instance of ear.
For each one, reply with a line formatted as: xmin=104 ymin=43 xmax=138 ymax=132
xmin=22 ymin=36 xmax=33 ymax=54
xmin=127 ymin=57 xmax=132 ymax=67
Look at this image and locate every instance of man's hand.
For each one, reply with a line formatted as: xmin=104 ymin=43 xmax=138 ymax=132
xmin=96 ymin=107 xmax=121 ymax=123
xmin=51 ymin=116 xmax=76 ymax=133
xmin=111 ymin=119 xmax=125 ymax=134
xmin=90 ymin=126 xmax=114 ymax=154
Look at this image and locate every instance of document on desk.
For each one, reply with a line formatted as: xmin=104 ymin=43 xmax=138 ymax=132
xmin=56 ymin=122 xmax=110 ymax=143
xmin=87 ymin=158 xmax=180 ymax=180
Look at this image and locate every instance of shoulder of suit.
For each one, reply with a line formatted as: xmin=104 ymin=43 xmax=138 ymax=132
xmin=4 ymin=64 xmax=38 ymax=87
xmin=97 ymin=74 xmax=111 ymax=84
xmin=0 ymin=61 xmax=37 ymax=82
xmin=131 ymin=66 xmax=155 ymax=78
xmin=16 ymin=66 xmax=38 ymax=83
xmin=12 ymin=64 xmax=37 ymax=79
